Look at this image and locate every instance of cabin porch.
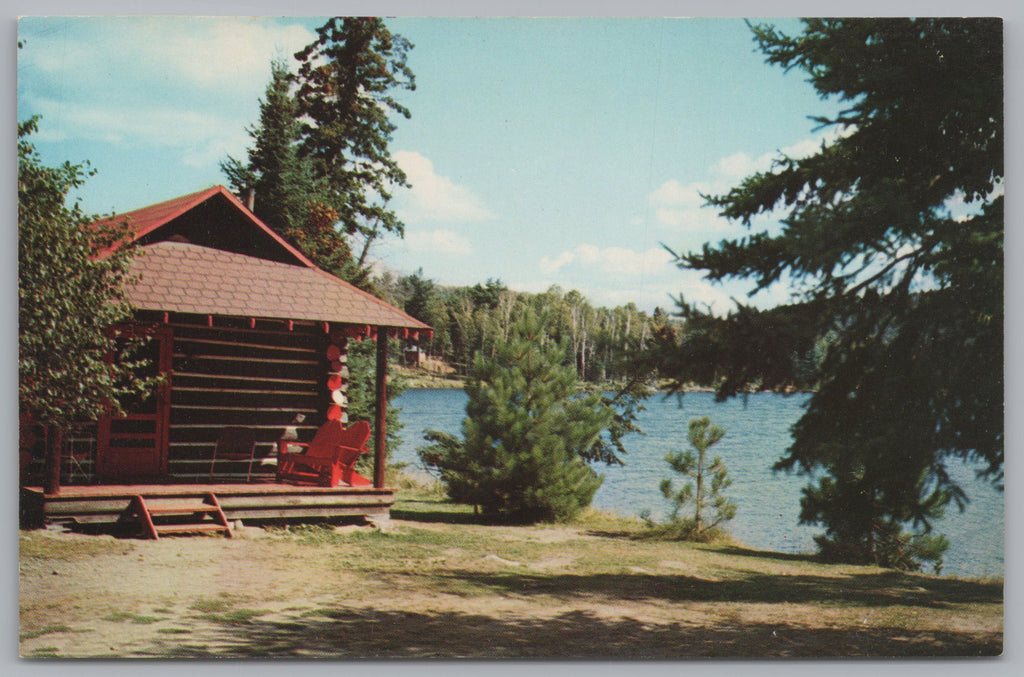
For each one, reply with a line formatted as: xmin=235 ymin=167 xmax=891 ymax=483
xmin=20 ymin=481 xmax=395 ymax=530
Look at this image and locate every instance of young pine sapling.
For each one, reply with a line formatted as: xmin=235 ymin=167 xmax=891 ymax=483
xmin=659 ymin=416 xmax=737 ymax=540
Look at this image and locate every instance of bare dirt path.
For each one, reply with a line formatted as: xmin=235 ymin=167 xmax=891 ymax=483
xmin=19 ymin=519 xmax=1002 ymax=659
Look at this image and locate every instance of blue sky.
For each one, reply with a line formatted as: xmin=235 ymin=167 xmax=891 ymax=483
xmin=9 ymin=11 xmax=989 ymax=314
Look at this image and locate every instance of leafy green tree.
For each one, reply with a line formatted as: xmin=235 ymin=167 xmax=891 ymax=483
xmin=18 ymin=118 xmax=156 ymax=490
xmin=657 ymin=417 xmax=737 ymax=540
xmin=645 ymin=19 xmax=1002 ymax=569
xmin=293 ymin=17 xmax=415 ymax=267
xmin=419 ymin=309 xmax=625 ymax=522
xmin=468 ymin=278 xmax=507 ymax=310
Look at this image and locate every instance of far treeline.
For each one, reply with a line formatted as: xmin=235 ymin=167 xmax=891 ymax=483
xmin=375 ymin=272 xmax=678 ymax=385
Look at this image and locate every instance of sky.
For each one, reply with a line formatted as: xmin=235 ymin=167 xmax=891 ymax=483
xmin=12 ymin=8 xmax=1009 ymax=316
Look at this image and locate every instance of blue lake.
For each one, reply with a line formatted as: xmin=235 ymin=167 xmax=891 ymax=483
xmin=392 ymin=388 xmax=1004 ymax=579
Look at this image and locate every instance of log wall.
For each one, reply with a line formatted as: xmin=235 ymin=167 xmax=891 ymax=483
xmin=167 ymin=318 xmax=327 ymax=482
xmin=19 ymin=314 xmax=371 ymax=486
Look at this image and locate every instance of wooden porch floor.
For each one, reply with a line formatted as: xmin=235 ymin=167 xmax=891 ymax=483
xmin=20 ymin=482 xmax=395 ymax=526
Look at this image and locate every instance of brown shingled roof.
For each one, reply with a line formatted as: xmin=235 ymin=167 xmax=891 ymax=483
xmin=97 ymin=185 xmax=429 ymax=331
xmin=127 ymin=241 xmax=430 ymax=330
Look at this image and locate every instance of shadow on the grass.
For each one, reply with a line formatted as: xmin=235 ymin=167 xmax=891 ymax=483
xmin=389 ymin=507 xmax=487 ymax=525
xmin=431 ymin=567 xmax=1001 ymax=608
xmin=135 ymin=605 xmax=1002 ymax=659
xmin=391 ymin=499 xmax=536 ymax=526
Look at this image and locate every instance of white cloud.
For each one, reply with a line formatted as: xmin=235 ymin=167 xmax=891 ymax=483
xmin=648 ymin=127 xmax=851 ymax=234
xmin=28 ymin=96 xmax=246 ymax=147
xmin=647 ymin=177 xmax=732 ymax=233
xmin=713 ymin=151 xmax=765 ymax=181
xmin=401 ymin=228 xmax=473 ymax=257
xmin=19 ymin=17 xmax=313 ymax=154
xmin=28 ymin=18 xmax=313 ymax=96
xmin=162 ymin=19 xmax=313 ymax=89
xmin=540 ymin=244 xmax=673 ymax=277
xmin=394 ymin=151 xmax=495 ymax=223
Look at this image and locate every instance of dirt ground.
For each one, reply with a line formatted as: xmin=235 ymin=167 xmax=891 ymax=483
xmin=18 ymin=517 xmax=1003 ymax=659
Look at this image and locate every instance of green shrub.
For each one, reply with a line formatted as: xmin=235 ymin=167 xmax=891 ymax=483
xmin=419 ymin=309 xmax=619 ymax=523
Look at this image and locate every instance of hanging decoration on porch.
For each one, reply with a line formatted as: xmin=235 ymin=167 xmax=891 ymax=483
xmin=325 ymin=333 xmax=349 ymax=423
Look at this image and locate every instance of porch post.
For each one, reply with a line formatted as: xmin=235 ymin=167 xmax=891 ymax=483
xmin=44 ymin=427 xmax=62 ymax=495
xmin=373 ymin=328 xmax=389 ymax=488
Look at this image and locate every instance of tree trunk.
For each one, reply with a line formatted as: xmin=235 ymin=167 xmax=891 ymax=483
xmin=695 ymin=448 xmax=704 ymax=533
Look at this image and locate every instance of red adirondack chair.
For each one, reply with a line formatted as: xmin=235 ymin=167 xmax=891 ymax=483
xmin=276 ymin=420 xmax=372 ymax=487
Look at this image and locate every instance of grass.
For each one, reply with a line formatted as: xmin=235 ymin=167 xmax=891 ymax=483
xmin=29 ymin=646 xmax=62 ymax=658
xmin=202 ymin=609 xmax=269 ymax=625
xmin=188 ymin=595 xmax=269 ymax=625
xmin=20 ymin=533 xmax=134 ymax=560
xmin=18 ymin=476 xmax=1003 ymax=658
xmin=189 ymin=596 xmax=239 ymax=614
xmin=101 ymin=611 xmax=162 ymax=624
xmin=20 ymin=624 xmax=72 ymax=640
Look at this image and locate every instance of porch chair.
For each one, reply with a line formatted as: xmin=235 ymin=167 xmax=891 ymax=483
xmin=210 ymin=427 xmax=259 ymax=482
xmin=276 ymin=420 xmax=372 ymax=487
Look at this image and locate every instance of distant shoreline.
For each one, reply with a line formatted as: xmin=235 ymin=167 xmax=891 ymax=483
xmin=394 ymin=377 xmax=814 ymax=396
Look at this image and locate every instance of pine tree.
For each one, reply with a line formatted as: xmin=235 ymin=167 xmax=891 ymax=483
xmin=222 ymin=60 xmax=313 ymax=233
xmin=645 ymin=19 xmax=1001 ymax=569
xmin=292 ymin=17 xmax=415 ymax=267
xmin=221 ymin=60 xmax=359 ymax=279
xmin=419 ymin=309 xmax=614 ymax=523
xmin=658 ymin=417 xmax=737 ymax=540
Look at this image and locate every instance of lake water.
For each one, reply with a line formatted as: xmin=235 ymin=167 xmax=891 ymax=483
xmin=392 ymin=388 xmax=1004 ymax=579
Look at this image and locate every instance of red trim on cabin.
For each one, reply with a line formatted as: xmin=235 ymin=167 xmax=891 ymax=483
xmin=92 ymin=186 xmax=316 ymax=269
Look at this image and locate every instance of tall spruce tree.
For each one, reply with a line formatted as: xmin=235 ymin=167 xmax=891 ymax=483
xmin=419 ymin=309 xmax=615 ymax=523
xmin=221 ymin=60 xmax=360 ymax=278
xmin=222 ymin=59 xmax=311 ymax=234
xmin=292 ymin=17 xmax=415 ymax=267
xmin=645 ymin=19 xmax=1002 ymax=569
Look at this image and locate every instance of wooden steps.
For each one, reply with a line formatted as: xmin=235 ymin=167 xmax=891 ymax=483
xmin=121 ymin=493 xmax=232 ymax=540
xmin=21 ymin=483 xmax=396 ymax=528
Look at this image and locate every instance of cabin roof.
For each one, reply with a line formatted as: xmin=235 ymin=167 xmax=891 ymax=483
xmin=94 ymin=185 xmax=315 ymax=266
xmin=96 ymin=186 xmax=429 ymax=330
xmin=127 ymin=242 xmax=430 ymax=330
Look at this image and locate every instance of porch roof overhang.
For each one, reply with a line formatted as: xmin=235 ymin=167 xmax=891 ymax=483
xmin=126 ymin=241 xmax=430 ymax=331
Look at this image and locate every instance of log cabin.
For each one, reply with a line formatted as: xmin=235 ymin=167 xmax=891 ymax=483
xmin=20 ymin=186 xmax=431 ymax=535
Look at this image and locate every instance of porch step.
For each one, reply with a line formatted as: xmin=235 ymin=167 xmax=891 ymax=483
xmin=152 ymin=523 xmax=232 ymax=536
xmin=120 ymin=493 xmax=233 ymax=540
xmin=145 ymin=502 xmax=223 ymax=515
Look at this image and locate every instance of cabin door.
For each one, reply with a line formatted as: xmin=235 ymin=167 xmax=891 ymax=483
xmin=96 ymin=326 xmax=173 ymax=481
